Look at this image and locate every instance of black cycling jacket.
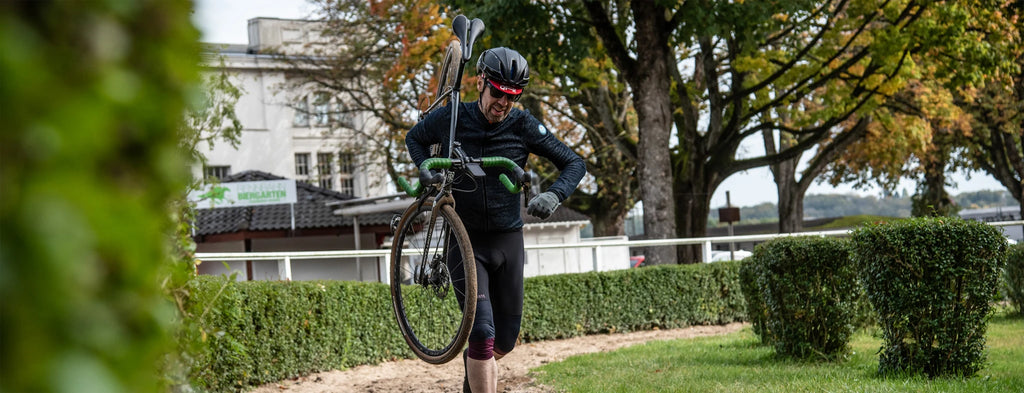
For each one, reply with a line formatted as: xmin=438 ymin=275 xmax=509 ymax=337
xmin=406 ymin=100 xmax=586 ymax=233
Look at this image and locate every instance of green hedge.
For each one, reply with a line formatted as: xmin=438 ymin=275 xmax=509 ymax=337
xmin=739 ymin=251 xmax=770 ymax=344
xmin=181 ymin=262 xmax=745 ymax=391
xmin=522 ymin=262 xmax=746 ymax=340
xmin=0 ymin=1 xmax=199 ymax=391
xmin=1006 ymin=243 xmax=1024 ymax=315
xmin=851 ymin=217 xmax=1007 ymax=377
xmin=182 ymin=277 xmax=408 ymax=391
xmin=741 ymin=237 xmax=861 ymax=360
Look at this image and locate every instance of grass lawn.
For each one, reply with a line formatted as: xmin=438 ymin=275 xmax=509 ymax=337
xmin=533 ymin=312 xmax=1024 ymax=392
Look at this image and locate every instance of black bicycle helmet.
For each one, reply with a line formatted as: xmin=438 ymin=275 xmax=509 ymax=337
xmin=476 ymin=47 xmax=529 ymax=92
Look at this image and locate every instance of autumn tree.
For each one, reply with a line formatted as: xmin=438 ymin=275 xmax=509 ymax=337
xmin=453 ymin=0 xmax=960 ymax=263
xmin=824 ymin=1 xmax=1021 ymax=216
xmin=957 ymin=2 xmax=1023 ymax=212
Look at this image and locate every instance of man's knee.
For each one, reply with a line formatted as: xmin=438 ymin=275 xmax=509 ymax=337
xmin=493 ymin=347 xmax=509 ymax=360
xmin=468 ymin=302 xmax=495 ymax=360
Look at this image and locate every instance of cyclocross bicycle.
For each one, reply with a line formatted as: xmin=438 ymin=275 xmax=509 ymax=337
xmin=389 ymin=15 xmax=530 ymax=365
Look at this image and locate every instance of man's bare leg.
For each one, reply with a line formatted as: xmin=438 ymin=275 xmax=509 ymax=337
xmin=466 ymin=357 xmax=496 ymax=393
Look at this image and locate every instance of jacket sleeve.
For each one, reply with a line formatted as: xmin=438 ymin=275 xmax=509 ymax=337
xmin=405 ymin=104 xmax=449 ymax=166
xmin=523 ymin=117 xmax=587 ymax=202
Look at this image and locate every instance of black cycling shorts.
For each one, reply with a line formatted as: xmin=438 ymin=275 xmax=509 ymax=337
xmin=448 ymin=229 xmax=525 ymax=356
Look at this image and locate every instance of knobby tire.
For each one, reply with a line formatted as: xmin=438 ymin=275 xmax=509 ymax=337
xmin=390 ymin=200 xmax=476 ymax=364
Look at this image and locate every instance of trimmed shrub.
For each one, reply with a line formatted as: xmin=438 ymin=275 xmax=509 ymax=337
xmin=744 ymin=237 xmax=860 ymax=360
xmin=0 ymin=1 xmax=199 ymax=392
xmin=183 ymin=277 xmax=409 ymax=392
xmin=739 ymin=256 xmax=770 ymax=344
xmin=851 ymin=217 xmax=1007 ymax=377
xmin=182 ymin=262 xmax=746 ymax=391
xmin=1006 ymin=243 xmax=1024 ymax=315
xmin=521 ymin=262 xmax=746 ymax=341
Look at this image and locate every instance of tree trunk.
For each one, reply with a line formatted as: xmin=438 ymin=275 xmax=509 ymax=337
xmin=590 ymin=209 xmax=628 ymax=237
xmin=777 ymin=177 xmax=803 ymax=233
xmin=912 ymin=154 xmax=956 ymax=217
xmin=626 ymin=2 xmax=676 ymax=265
xmin=771 ymin=136 xmax=801 ymax=233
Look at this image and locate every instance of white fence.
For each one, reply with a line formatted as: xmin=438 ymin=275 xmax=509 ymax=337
xmin=195 ymin=220 xmax=1024 ymax=283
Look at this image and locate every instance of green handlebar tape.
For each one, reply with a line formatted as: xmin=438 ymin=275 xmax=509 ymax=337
xmin=398 ymin=157 xmax=523 ymax=196
xmin=498 ymin=174 xmax=521 ymax=193
xmin=480 ymin=156 xmax=516 ymax=171
xmin=396 ymin=176 xmax=422 ymax=197
xmin=421 ymin=157 xmax=452 ymax=171
xmin=482 ymin=157 xmax=522 ymax=194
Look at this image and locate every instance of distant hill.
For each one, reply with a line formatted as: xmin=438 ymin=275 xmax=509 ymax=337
xmin=708 ymin=189 xmax=1015 ymax=226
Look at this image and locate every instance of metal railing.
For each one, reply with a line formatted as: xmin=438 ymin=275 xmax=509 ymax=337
xmin=195 ymin=220 xmax=1023 ymax=283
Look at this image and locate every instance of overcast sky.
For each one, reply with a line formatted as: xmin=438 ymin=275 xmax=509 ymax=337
xmin=193 ymin=0 xmax=1007 ymax=208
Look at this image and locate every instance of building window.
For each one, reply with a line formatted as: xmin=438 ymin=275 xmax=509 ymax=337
xmin=204 ymin=165 xmax=230 ymax=181
xmin=339 ymin=178 xmax=354 ymax=195
xmin=338 ymin=152 xmax=355 ymax=195
xmin=317 ymin=152 xmax=334 ymax=190
xmin=293 ymin=91 xmax=353 ymax=128
xmin=295 ymin=153 xmax=310 ymax=177
xmin=292 ymin=98 xmax=309 ymax=127
xmin=312 ymin=92 xmax=332 ymax=126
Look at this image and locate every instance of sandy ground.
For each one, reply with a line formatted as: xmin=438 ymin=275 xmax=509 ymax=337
xmin=249 ymin=323 xmax=746 ymax=393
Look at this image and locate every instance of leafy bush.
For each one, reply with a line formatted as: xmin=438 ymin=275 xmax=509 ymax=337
xmin=521 ymin=262 xmax=746 ymax=341
xmin=739 ymin=257 xmax=769 ymax=344
xmin=742 ymin=237 xmax=861 ymax=360
xmin=851 ymin=217 xmax=1007 ymax=377
xmin=181 ymin=277 xmax=408 ymax=391
xmin=1006 ymin=243 xmax=1024 ymax=315
xmin=182 ymin=262 xmax=746 ymax=391
xmin=0 ymin=1 xmax=199 ymax=392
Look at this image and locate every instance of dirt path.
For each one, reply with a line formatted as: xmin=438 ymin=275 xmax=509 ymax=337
xmin=249 ymin=323 xmax=746 ymax=393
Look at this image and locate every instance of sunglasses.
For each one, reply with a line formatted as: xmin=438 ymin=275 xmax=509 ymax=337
xmin=486 ymin=80 xmax=523 ymax=102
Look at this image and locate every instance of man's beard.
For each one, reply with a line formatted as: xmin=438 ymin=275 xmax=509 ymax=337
xmin=480 ymin=100 xmax=509 ymax=123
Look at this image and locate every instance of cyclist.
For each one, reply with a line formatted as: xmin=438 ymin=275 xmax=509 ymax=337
xmin=405 ymin=46 xmax=586 ymax=393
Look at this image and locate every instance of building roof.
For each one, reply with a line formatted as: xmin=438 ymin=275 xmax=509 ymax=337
xmin=194 ymin=171 xmax=592 ymax=238
xmin=193 ymin=171 xmax=396 ymax=236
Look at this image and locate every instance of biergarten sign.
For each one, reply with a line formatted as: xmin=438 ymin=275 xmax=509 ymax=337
xmin=189 ymin=179 xmax=298 ymax=209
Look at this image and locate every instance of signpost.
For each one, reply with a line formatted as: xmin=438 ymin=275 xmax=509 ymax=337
xmin=718 ymin=191 xmax=741 ymax=261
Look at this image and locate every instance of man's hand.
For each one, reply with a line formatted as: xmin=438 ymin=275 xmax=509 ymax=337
xmin=527 ymin=191 xmax=560 ymax=219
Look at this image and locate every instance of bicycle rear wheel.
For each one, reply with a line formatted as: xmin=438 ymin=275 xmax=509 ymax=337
xmin=390 ymin=199 xmax=476 ymax=364
xmin=420 ymin=40 xmax=462 ymax=117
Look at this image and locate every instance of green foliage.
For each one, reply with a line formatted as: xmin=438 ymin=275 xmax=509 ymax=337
xmin=741 ymin=237 xmax=862 ymax=360
xmin=521 ymin=263 xmax=746 ymax=341
xmin=181 ymin=277 xmax=408 ymax=392
xmin=851 ymin=217 xmax=1007 ymax=377
xmin=0 ymin=1 xmax=200 ymax=391
xmin=1005 ymin=243 xmax=1024 ymax=316
xmin=181 ymin=263 xmax=745 ymax=391
xmin=739 ymin=258 xmax=770 ymax=344
xmin=165 ymin=52 xmax=246 ymax=391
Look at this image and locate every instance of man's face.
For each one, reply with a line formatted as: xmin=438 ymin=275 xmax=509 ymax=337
xmin=477 ymin=78 xmax=521 ymax=124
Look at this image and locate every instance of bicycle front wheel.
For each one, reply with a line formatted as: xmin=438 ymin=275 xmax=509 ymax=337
xmin=390 ymin=200 xmax=476 ymax=364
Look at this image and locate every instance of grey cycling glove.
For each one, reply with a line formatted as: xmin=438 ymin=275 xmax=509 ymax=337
xmin=527 ymin=191 xmax=560 ymax=219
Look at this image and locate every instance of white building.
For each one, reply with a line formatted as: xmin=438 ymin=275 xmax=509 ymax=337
xmin=196 ymin=18 xmax=390 ymax=198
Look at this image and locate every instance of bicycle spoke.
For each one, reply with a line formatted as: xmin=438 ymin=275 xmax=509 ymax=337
xmin=390 ymin=201 xmax=476 ymax=364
